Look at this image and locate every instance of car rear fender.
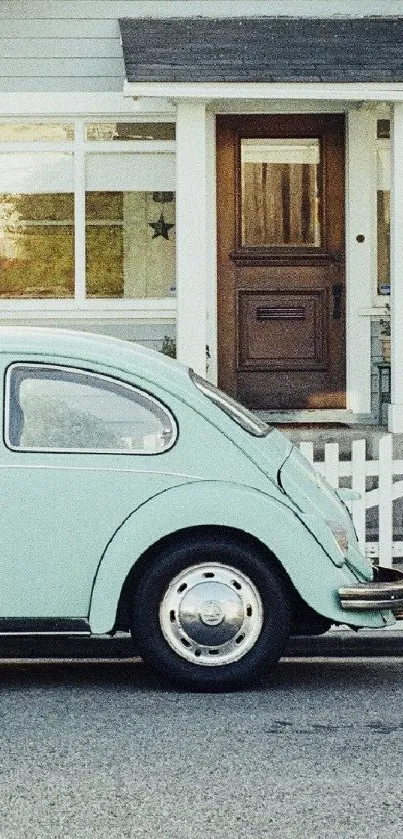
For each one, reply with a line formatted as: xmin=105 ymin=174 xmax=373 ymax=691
xmin=88 ymin=481 xmax=389 ymax=633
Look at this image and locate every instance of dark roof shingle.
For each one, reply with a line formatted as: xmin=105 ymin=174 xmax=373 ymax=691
xmin=119 ymin=17 xmax=403 ymax=83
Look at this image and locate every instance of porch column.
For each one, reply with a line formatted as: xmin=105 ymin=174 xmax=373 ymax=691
xmin=346 ymin=109 xmax=376 ymax=415
xmin=176 ymin=100 xmax=208 ymax=375
xmin=388 ymin=102 xmax=403 ymax=432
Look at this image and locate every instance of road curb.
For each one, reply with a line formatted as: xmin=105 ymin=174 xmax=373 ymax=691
xmin=0 ymin=631 xmax=402 ymax=660
xmin=287 ymin=630 xmax=403 ymax=657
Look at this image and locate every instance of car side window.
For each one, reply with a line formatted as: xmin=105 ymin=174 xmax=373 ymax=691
xmin=5 ymin=364 xmax=177 ymax=454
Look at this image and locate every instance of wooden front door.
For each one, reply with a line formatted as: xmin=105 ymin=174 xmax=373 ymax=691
xmin=216 ymin=115 xmax=345 ymax=410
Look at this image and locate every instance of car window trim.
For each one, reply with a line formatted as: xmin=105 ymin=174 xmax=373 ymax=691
xmin=4 ymin=361 xmax=178 ymax=456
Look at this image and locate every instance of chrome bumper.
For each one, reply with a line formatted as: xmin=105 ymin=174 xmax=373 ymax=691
xmin=339 ymin=566 xmax=403 ymax=617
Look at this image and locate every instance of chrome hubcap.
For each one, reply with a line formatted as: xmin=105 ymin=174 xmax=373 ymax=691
xmin=159 ymin=563 xmax=263 ymax=666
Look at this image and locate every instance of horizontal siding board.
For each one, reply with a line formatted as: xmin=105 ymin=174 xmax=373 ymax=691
xmin=0 ymin=20 xmax=120 ymax=38
xmin=0 ymin=77 xmax=123 ymax=92
xmin=2 ymin=1 xmax=403 ymax=18
xmin=1 ymin=39 xmax=122 ymax=59
xmin=0 ymin=320 xmax=176 ymax=352
xmin=0 ymin=58 xmax=124 ymax=78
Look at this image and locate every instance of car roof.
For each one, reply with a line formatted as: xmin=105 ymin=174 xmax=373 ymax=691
xmin=0 ymin=326 xmax=188 ymax=386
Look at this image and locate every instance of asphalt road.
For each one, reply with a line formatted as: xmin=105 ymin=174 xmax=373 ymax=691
xmin=0 ymin=656 xmax=403 ymax=839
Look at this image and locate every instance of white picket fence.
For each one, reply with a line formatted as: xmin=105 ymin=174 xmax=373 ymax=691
xmin=299 ymin=435 xmax=403 ymax=567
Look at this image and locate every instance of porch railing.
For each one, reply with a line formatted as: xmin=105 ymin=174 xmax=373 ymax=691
xmin=299 ymin=435 xmax=403 ymax=568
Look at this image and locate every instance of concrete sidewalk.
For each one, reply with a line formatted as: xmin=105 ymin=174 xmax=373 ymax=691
xmin=0 ymin=629 xmax=402 ymax=660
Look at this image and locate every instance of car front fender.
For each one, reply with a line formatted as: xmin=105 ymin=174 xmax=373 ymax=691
xmin=89 ymin=481 xmax=391 ymax=633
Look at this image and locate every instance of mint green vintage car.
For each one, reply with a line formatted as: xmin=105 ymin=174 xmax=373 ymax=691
xmin=1 ymin=326 xmax=403 ymax=690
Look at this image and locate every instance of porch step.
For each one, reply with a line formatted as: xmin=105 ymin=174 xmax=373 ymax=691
xmin=258 ymin=409 xmax=356 ymax=425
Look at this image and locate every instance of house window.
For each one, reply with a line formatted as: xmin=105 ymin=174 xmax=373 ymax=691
xmin=0 ymin=150 xmax=75 ymax=299
xmin=0 ymin=123 xmax=74 ymax=142
xmin=85 ymin=191 xmax=175 ymax=299
xmin=86 ymin=122 xmax=175 ymax=142
xmin=0 ymin=120 xmax=176 ymax=306
xmin=0 ymin=191 xmax=74 ymax=299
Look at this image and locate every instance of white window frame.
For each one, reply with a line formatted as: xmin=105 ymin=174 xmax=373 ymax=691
xmin=0 ymin=116 xmax=176 ymax=321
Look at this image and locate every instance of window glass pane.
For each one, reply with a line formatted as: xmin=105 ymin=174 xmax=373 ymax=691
xmin=377 ymin=191 xmax=390 ymax=295
xmin=241 ymin=138 xmax=321 ymax=247
xmin=0 ymin=123 xmax=74 ymax=142
xmin=377 ymin=120 xmax=390 ymax=139
xmin=85 ymin=191 xmax=176 ymax=299
xmin=0 ymin=153 xmax=74 ymax=192
xmin=377 ymin=145 xmax=390 ymax=296
xmin=0 ymin=194 xmax=74 ymax=298
xmin=86 ymin=122 xmax=175 ymax=141
xmin=86 ymin=153 xmax=175 ymax=191
xmin=8 ymin=366 xmax=176 ymax=453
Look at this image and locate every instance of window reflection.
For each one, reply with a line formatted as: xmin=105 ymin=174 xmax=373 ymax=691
xmin=86 ymin=123 xmax=175 ymax=141
xmin=85 ymin=191 xmax=176 ymax=299
xmin=377 ymin=143 xmax=390 ymax=296
xmin=9 ymin=366 xmax=176 ymax=453
xmin=0 ymin=123 xmax=74 ymax=142
xmin=241 ymin=138 xmax=321 ymax=248
xmin=0 ymin=193 xmax=74 ymax=298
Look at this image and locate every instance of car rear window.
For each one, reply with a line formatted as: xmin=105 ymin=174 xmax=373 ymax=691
xmin=5 ymin=363 xmax=177 ymax=454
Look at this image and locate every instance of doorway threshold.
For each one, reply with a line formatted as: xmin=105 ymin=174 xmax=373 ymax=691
xmin=255 ymin=409 xmax=356 ymax=425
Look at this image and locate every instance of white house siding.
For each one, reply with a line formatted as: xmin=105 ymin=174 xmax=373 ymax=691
xmin=0 ymin=318 xmax=176 ymax=353
xmin=1 ymin=0 xmax=403 ymax=92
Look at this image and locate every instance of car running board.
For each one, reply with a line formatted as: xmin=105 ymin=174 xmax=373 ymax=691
xmin=0 ymin=618 xmax=91 ymax=636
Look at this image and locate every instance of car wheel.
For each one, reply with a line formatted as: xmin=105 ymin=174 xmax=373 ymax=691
xmin=131 ymin=534 xmax=292 ymax=691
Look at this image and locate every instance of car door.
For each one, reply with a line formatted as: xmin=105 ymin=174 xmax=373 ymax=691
xmin=0 ymin=356 xmax=182 ymax=620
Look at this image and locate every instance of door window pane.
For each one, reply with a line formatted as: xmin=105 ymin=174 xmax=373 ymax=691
xmin=7 ymin=365 xmax=177 ymax=453
xmin=0 ymin=193 xmax=74 ymax=298
xmin=85 ymin=191 xmax=176 ymax=299
xmin=241 ymin=138 xmax=321 ymax=247
xmin=377 ymin=191 xmax=390 ymax=295
xmin=377 ymin=144 xmax=390 ymax=296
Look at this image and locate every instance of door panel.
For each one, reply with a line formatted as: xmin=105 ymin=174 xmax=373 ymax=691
xmin=217 ymin=115 xmax=345 ymax=411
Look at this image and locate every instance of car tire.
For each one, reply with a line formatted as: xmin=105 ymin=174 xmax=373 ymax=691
xmin=130 ymin=533 xmax=292 ymax=691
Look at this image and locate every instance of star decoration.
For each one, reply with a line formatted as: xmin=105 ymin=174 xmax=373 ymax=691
xmin=149 ymin=213 xmax=174 ymax=241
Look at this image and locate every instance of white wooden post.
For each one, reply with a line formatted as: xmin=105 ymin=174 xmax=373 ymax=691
xmin=300 ymin=434 xmax=402 ymax=565
xmin=388 ymin=102 xmax=403 ymax=432
xmin=175 ymin=100 xmax=208 ymax=375
xmin=346 ymin=109 xmax=375 ymax=415
xmin=324 ymin=443 xmax=340 ymax=488
xmin=378 ymin=435 xmax=393 ymax=567
xmin=351 ymin=439 xmax=367 ymax=555
xmin=299 ymin=441 xmax=314 ymax=465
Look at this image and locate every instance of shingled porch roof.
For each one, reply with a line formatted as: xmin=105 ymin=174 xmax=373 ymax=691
xmin=119 ymin=17 xmax=403 ymax=84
